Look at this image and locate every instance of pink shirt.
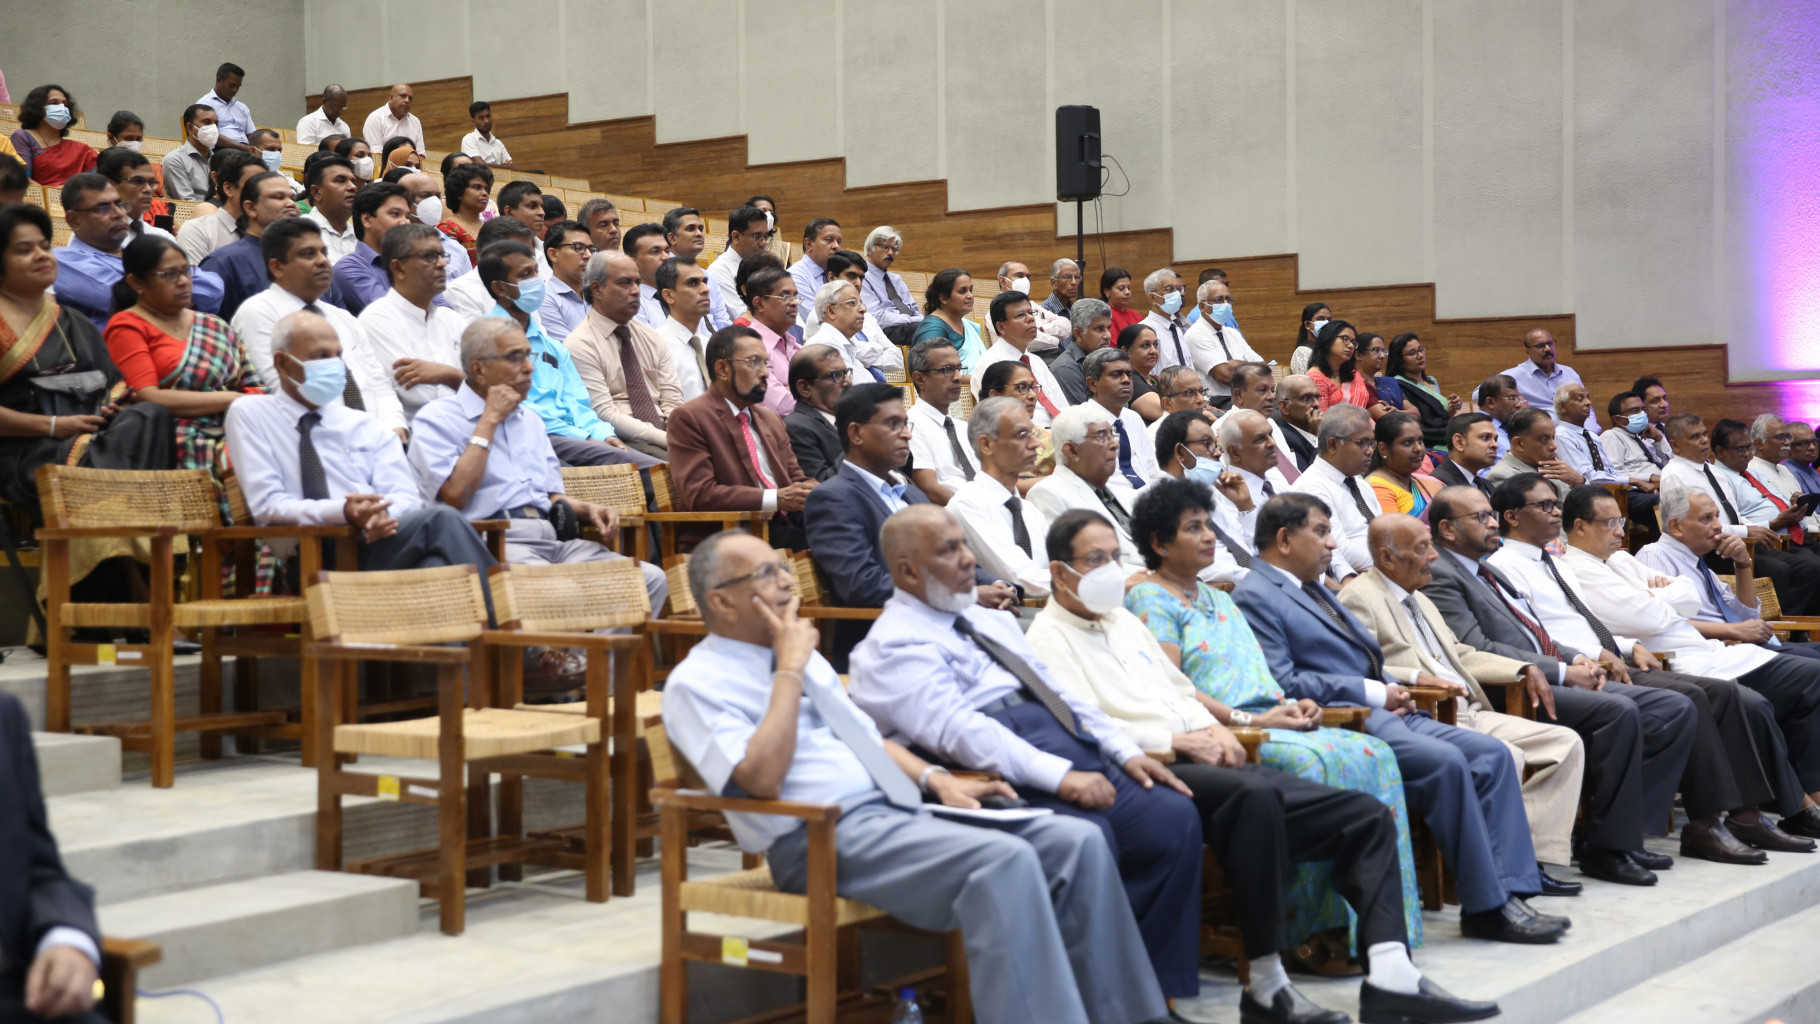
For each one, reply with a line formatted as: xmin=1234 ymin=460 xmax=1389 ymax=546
xmin=753 ymin=319 xmax=802 ymax=416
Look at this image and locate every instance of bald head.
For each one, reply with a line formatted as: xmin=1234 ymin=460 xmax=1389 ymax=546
xmin=880 ymin=504 xmax=979 ymax=612
xmin=1369 ymin=512 xmax=1438 ymax=590
xmin=881 ymin=504 xmax=952 ymax=570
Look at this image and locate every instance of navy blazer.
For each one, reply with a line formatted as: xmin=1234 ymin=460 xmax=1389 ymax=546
xmin=1231 ymin=562 xmax=1384 ymax=707
xmin=1430 ymin=457 xmax=1494 ymax=497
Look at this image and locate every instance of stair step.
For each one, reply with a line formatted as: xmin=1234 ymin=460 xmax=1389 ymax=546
xmin=32 ymin=731 xmax=120 ymax=796
xmin=100 ymin=871 xmax=419 ymax=989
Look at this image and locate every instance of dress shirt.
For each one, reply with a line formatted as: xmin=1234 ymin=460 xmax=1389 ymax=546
xmin=1635 ymin=533 xmax=1764 ymax=625
xmin=1659 ymin=455 xmax=1753 ymax=536
xmin=981 ymin=299 xmax=1072 ymax=355
xmin=53 ymin=238 xmax=223 ymax=331
xmin=706 ymin=248 xmax=747 ymax=320
xmin=1602 ymin=428 xmax=1670 ymax=479
xmin=1101 ymin=401 xmax=1160 ymax=495
xmin=565 ymin=308 xmax=684 ymax=450
xmin=408 ymin=382 xmax=563 ymax=517
xmin=1377 ymin=575 xmax=1470 ymax=689
xmin=224 ymin=389 xmax=422 ymax=529
xmin=357 ymin=288 xmax=465 ymax=419
xmin=1492 ymin=421 xmax=1511 ymax=469
xmin=970 ymin=338 xmax=1069 ymax=427
xmin=657 ymin=315 xmax=710 ymax=400
xmin=162 ymin=141 xmax=212 ymax=201
xmin=1138 ymin=310 xmax=1193 ymax=372
xmin=753 ymin=319 xmax=802 ymax=416
xmin=1042 ymin=292 xmax=1070 ymax=318
xmin=663 ymin=634 xmax=887 ymax=852
xmin=460 ymin=130 xmax=512 ymax=165
xmin=1785 ymin=458 xmax=1820 ymax=496
xmin=1747 ymin=455 xmax=1820 ymax=534
xmin=438 ymin=231 xmax=473 ymax=280
xmin=490 ymin=305 xmax=618 ymax=441
xmin=295 ymin=106 xmax=350 ymax=146
xmin=805 ymin=321 xmax=876 ymax=381
xmin=1710 ymin=460 xmax=1780 ymax=526
xmin=361 ymin=106 xmax=425 ymax=151
xmin=1028 ymin=602 xmax=1217 ymax=754
xmin=175 ymin=207 xmax=238 ymax=266
xmin=907 ymin=396 xmax=981 ymax=494
xmin=1553 ymin=422 xmax=1627 ymax=485
xmin=233 ymin=283 xmax=407 ymax=435
xmin=198 ymin=88 xmax=254 ymax=144
xmin=719 ymin=397 xmax=782 ymax=513
xmin=331 ymin=241 xmax=392 ymax=316
xmin=948 ymin=473 xmax=1052 ymax=596
xmin=1208 ymin=463 xmax=1284 ymax=582
xmin=444 ymin=270 xmax=496 ymax=322
xmin=537 ymin=275 xmax=587 ymax=342
xmin=1561 ymin=546 xmax=1776 ymax=679
xmin=861 ymin=263 xmax=923 ymax=330
xmin=801 ymin=305 xmax=897 ymax=373
xmin=302 ymin=207 xmax=358 ymax=265
xmin=788 ymin=256 xmax=828 ymax=315
xmin=1486 ymin=539 xmax=1640 ymax=659
xmin=1027 ymin=464 xmax=1144 ymax=569
xmin=1182 ymin=320 xmax=1261 ymax=395
xmin=849 ymin=591 xmax=1145 ymax=793
xmin=1503 ymin=359 xmax=1597 ymax=432
xmin=1287 ymin=457 xmax=1381 ymax=577
xmin=197 ymin=234 xmax=276 ymax=322
xmin=842 ymin=460 xmax=911 ymax=516
xmin=633 ymin=282 xmax=666 ymax=330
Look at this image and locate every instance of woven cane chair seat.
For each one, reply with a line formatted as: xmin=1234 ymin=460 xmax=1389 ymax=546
xmin=332 ymin=707 xmax=599 ymax=760
xmin=491 ymin=559 xmax=651 ymax=632
xmin=679 ymin=866 xmax=885 ymax=927
xmin=559 ymin=465 xmax=646 ymax=522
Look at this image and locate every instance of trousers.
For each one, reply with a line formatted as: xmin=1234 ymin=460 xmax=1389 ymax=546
xmin=357 ymin=505 xmax=498 ymax=620
xmin=1630 ymin=670 xmax=1798 ymax=818
xmin=1737 ymin=653 xmax=1820 ymax=794
xmin=1535 ymin=682 xmax=1695 ymax=852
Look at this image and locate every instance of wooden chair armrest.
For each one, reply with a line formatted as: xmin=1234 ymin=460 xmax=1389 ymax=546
xmin=800 ymin=607 xmax=884 ymax=621
xmin=949 ymin=769 xmax=1003 ymax=782
xmin=102 ymin=936 xmax=161 ymax=1024
xmin=1766 ymin=618 xmax=1820 ymax=631
xmin=479 ymin=629 xmax=647 ymax=650
xmin=1231 ymin=726 xmax=1266 ymax=762
xmin=36 ymin=526 xmax=182 ymax=539
xmin=1474 ymin=677 xmax=1539 ymax=719
xmin=471 ymin=518 xmax=509 ymax=532
xmin=1649 ymin=651 xmax=1675 ymax=669
xmin=654 ymin=787 xmax=842 ymax=821
xmin=1143 ymin=749 xmax=1174 ymax=763
xmin=645 ymin=511 xmax=771 ymax=523
xmin=1405 ymin=685 xmax=1454 ymax=704
xmin=103 ymin=936 xmax=162 ymax=969
xmin=646 ymin=617 xmax=710 ymax=636
xmin=205 ymin=524 xmax=359 ymax=540
xmin=1319 ymin=706 xmax=1370 ymax=730
xmin=304 ymin=641 xmax=475 ymax=663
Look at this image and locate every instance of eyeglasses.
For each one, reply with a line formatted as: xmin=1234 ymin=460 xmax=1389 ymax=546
xmin=474 ymin=350 xmax=532 ymax=366
xmin=1283 ymin=392 xmax=1320 ymax=405
xmin=1447 ymin=510 xmax=1498 ymax=525
xmin=1065 ymin=551 xmax=1119 ymax=571
xmin=712 ymin=560 xmax=793 ymax=590
xmin=1591 ymin=516 xmax=1627 ymax=531
xmin=123 ymin=175 xmax=160 ymax=190
xmin=551 ymin=241 xmax=597 ymax=256
xmin=995 ymin=381 xmax=1035 ymax=396
xmin=149 ymin=265 xmax=194 ymax=283
xmin=1081 ymin=428 xmax=1117 ymax=445
xmin=918 ymin=364 xmax=963 ymax=378
xmin=831 ymin=298 xmax=865 ymax=311
xmin=1519 ymin=499 xmax=1562 ymax=514
xmin=74 ymin=200 xmax=127 ymax=217
xmin=873 ymin=242 xmax=902 ymax=254
xmin=405 ymin=250 xmax=448 ymax=265
xmin=815 ymin=368 xmax=853 ymax=385
xmin=1772 ymin=433 xmax=1794 ymax=444
xmin=1007 ymin=309 xmax=1036 ymax=321
xmin=1338 ymin=435 xmax=1375 ymax=450
xmin=760 ymin=292 xmax=799 ymax=304
xmin=729 ymin=354 xmax=770 ymax=371
xmin=1166 ymin=388 xmax=1211 ymax=402
xmin=1181 ymin=437 xmax=1218 ymax=454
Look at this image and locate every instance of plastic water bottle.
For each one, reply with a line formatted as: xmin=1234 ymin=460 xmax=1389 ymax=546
xmin=890 ymin=987 xmax=923 ymax=1024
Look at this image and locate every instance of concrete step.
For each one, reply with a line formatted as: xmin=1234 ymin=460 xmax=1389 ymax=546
xmin=1561 ymin=901 xmax=1820 ymax=1024
xmin=32 ymin=731 xmax=120 ymax=796
xmin=100 ymin=871 xmax=419 ymax=989
xmin=3 ymin=651 xmax=212 ymax=776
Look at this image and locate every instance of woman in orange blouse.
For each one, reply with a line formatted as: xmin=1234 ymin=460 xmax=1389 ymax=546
xmin=1307 ymin=320 xmax=1389 ymax=416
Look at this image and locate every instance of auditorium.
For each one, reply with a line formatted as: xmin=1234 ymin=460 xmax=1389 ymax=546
xmin=5 ymin=2 xmax=1820 ymax=1022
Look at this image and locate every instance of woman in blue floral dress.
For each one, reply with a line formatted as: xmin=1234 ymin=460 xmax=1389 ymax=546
xmin=1125 ymin=477 xmax=1424 ymax=954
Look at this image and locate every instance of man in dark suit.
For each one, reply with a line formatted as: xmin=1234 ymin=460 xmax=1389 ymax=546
xmin=784 ymin=344 xmax=849 ymax=482
xmin=2 ymin=693 xmax=105 ymax=1023
xmin=1271 ymin=374 xmax=1321 ymax=472
xmin=804 ymin=383 xmax=1016 ymax=667
xmin=1431 ymin=412 xmax=1500 ymax=497
xmin=667 ymin=325 xmax=815 ymax=549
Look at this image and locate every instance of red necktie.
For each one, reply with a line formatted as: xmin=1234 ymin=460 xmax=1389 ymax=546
xmin=1478 ymin=566 xmax=1560 ymax=658
xmin=1019 ymin=354 xmax=1060 ymax=418
xmin=1744 ymin=471 xmax=1804 ymax=544
xmin=736 ymin=409 xmax=775 ymax=488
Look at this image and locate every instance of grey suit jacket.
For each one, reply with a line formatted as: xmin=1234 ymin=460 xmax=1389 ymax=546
xmin=1419 ymin=548 xmax=1588 ymax=680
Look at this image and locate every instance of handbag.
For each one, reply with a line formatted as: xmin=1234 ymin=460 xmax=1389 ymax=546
xmin=29 ymin=370 xmax=111 ymax=416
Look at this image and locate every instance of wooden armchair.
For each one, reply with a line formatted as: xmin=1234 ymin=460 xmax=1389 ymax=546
xmin=307 ymin=564 xmax=599 ymax=934
xmin=1739 ymin=574 xmax=1820 ymax=639
xmin=100 ymin=937 xmax=161 ymax=1024
xmin=647 ymin=464 xmax=770 ymax=564
xmin=559 ymin=463 xmax=646 ymax=555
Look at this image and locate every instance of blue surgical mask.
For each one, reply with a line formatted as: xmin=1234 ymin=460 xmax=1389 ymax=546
xmin=288 ymin=355 xmax=347 ymax=407
xmin=509 ymin=277 xmax=546 ymax=313
xmin=1625 ymin=411 xmax=1650 ymax=435
xmin=260 ymin=150 xmax=284 ymax=173
xmin=1160 ymin=291 xmax=1183 ymax=316
xmin=1206 ymin=301 xmax=1238 ymax=328
xmin=43 ymin=104 xmax=71 ymax=128
xmin=1184 ymin=461 xmax=1226 ymax=488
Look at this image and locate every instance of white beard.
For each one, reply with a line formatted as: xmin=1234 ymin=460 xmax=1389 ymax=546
xmin=923 ymin=578 xmax=977 ymax=614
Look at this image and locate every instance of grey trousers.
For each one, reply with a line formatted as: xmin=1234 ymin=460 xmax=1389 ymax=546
xmin=767 ymin=802 xmax=1166 ymax=1024
xmin=503 ymin=517 xmax=668 ymax=612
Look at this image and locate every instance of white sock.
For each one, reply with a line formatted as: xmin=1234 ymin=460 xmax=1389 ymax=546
xmin=1248 ymin=952 xmax=1291 ymax=1002
xmin=1367 ymin=941 xmax=1422 ymax=995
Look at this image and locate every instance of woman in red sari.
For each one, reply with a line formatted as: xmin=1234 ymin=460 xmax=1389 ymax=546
xmin=439 ymin=162 xmax=493 ymax=262
xmin=9 ymin=85 xmax=98 ymax=187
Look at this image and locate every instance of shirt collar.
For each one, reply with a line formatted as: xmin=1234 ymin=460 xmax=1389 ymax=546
xmin=1039 ymin=597 xmax=1110 ymax=634
xmin=64 ymin=236 xmax=117 ymax=260
xmin=587 ymin=306 xmax=630 ymax=334
xmin=841 ymin=459 xmax=906 ymax=496
xmin=968 ymin=472 xmax=1014 ymax=501
xmin=1501 ymin=538 xmax=1544 ymax=561
xmin=1445 ymin=547 xmax=1484 ymax=576
xmin=1670 ymin=454 xmax=1705 ymax=472
xmin=1306 ymin=457 xmax=1348 ymax=485
xmin=549 ymin=276 xmax=581 ymax=301
xmin=1527 ymin=360 xmax=1560 ymax=379
xmin=1379 ymin=573 xmax=1412 ymax=604
xmin=382 ymin=287 xmax=436 ymax=321
xmin=1655 ymin=533 xmax=1698 ymax=563
xmin=455 ymin=382 xmax=488 ymax=415
xmin=490 ymin=304 xmax=548 ymax=345
xmin=1258 ymin=559 xmax=1306 ymax=589
xmin=888 ymin=587 xmax=971 ymax=631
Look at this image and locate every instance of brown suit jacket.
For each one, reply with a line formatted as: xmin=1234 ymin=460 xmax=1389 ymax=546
xmin=667 ymin=392 xmax=807 ymax=511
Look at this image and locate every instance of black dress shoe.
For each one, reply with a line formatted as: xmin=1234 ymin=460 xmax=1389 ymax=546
xmin=1777 ymin=805 xmax=1820 ymax=840
xmin=1459 ymin=897 xmax=1566 ymax=944
xmin=1238 ymin=985 xmax=1350 ymax=1024
xmin=1728 ymin=816 xmax=1817 ymax=852
xmin=1359 ymin=978 xmax=1499 ymax=1024
xmin=1580 ymin=846 xmax=1658 ymax=886
xmin=1536 ymin=865 xmax=1582 ymax=896
xmin=1629 ymin=848 xmax=1674 ymax=870
xmin=1680 ymin=824 xmax=1769 ymax=865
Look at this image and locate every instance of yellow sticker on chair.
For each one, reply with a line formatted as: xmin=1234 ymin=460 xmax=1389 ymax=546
xmin=721 ymin=936 xmax=749 ymax=966
xmin=376 ymin=775 xmax=400 ymax=801
xmin=97 ymin=644 xmax=115 ymax=665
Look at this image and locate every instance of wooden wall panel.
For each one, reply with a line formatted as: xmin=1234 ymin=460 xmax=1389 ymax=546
xmin=308 ymin=76 xmax=1801 ymax=428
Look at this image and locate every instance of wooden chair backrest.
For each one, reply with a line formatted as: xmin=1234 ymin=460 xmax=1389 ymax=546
xmin=1757 ymin=576 xmax=1782 ymax=620
xmin=36 ymin=466 xmax=219 ymax=531
xmin=224 ymin=471 xmax=251 ymax=527
xmin=650 ymin=465 xmax=678 ymax=512
xmin=560 ymin=464 xmax=645 ymax=520
xmin=491 ymin=559 xmax=651 ymax=631
xmin=306 ymin=564 xmax=487 ymax=645
xmin=645 ymin=719 xmax=708 ymax=791
xmin=665 ymin=556 xmax=698 ymax=616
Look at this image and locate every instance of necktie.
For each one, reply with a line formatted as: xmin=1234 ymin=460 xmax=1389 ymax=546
xmin=1403 ymin=595 xmax=1449 ymax=664
xmin=1344 ymin=476 xmax=1378 ymax=521
xmin=1696 ymin=559 xmax=1744 ymax=624
xmin=735 ymin=409 xmax=775 ymax=489
xmin=1210 ymin=518 xmax=1253 ymax=568
xmin=1302 ymin=580 xmax=1383 ymax=679
xmin=297 ymin=410 xmax=329 ymax=500
xmin=303 ymin=302 xmax=363 ymax=410
xmin=1092 ymin=485 xmax=1131 ymax=534
xmin=943 ymin=416 xmax=975 ymax=481
xmin=1743 ymin=470 xmax=1805 ymax=544
xmin=1541 ymin=551 xmax=1621 ymax=655
xmin=1112 ymin=419 xmax=1144 ymax=489
xmin=614 ymin=323 xmax=665 ymax=428
xmin=1584 ymin=429 xmax=1606 ymax=471
xmin=952 ymin=615 xmax=1079 ymax=737
xmin=1166 ymin=321 xmax=1187 ymax=366
xmin=1004 ymin=495 xmax=1032 ymax=556
xmin=1019 ymin=354 xmax=1060 ymax=417
xmin=1273 ymin=451 xmax=1298 ymax=483
xmin=1645 ymin=437 xmax=1669 ymax=468
xmin=799 ymin=670 xmax=922 ymax=809
xmin=1703 ymin=465 xmax=1742 ymax=525
xmin=1211 ymin=324 xmax=1233 ymax=361
xmin=1476 ymin=565 xmax=1560 ymax=657
xmin=881 ymin=273 xmax=914 ymax=316
xmin=1261 ymin=476 xmax=1278 ymax=498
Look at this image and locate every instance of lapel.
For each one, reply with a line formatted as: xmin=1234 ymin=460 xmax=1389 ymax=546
xmin=1270 ymin=565 xmax=1374 ymax=659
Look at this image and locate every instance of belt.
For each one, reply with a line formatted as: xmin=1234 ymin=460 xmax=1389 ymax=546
xmin=979 ymin=691 xmax=1032 ymax=715
xmin=500 ymin=504 xmax=549 ymax=520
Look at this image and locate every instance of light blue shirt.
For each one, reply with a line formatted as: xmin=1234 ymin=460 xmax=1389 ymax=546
xmin=537 ymin=275 xmax=587 ymax=343
xmin=861 ymin=263 xmax=923 ymax=329
xmin=635 ymin=282 xmax=666 ymax=330
xmin=1502 ymin=358 xmax=1599 ymax=433
xmin=1551 ymin=419 xmax=1626 ymax=485
xmin=1635 ymin=534 xmax=1762 ymax=626
xmin=408 ymin=381 xmax=563 ymax=517
xmin=1787 ymin=458 xmax=1820 ymax=496
xmin=839 ymin=460 xmax=908 ymax=515
xmin=225 ymin=390 xmax=423 ymax=525
xmin=53 ymin=235 xmax=223 ymax=333
xmin=788 ymin=256 xmax=827 ymax=314
xmin=1711 ymin=460 xmax=1780 ymax=525
xmin=199 ymin=88 xmax=255 ymax=145
xmin=662 ymin=633 xmax=886 ymax=851
xmin=497 ymin=305 xmax=616 ymax=441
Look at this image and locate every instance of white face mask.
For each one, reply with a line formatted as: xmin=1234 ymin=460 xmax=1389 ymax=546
xmin=1010 ymin=276 xmax=1032 ymax=295
xmin=1062 ymin=560 xmax=1128 ymax=617
xmin=415 ymin=195 xmax=444 ymax=226
xmin=118 ymin=140 xmax=143 ymax=154
xmin=353 ymin=155 xmax=375 ymax=179
xmin=195 ymin=123 xmax=220 ymax=148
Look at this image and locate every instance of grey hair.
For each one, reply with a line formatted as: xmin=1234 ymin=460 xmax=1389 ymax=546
xmin=379 ymin=222 xmax=441 ymax=278
xmin=967 ymin=395 xmax=1025 ymax=455
xmin=1050 ymin=258 xmax=1077 ymax=278
xmin=907 ymin=336 xmax=958 ymax=375
xmin=1049 ymin=400 xmax=1115 ymax=453
xmin=813 ymin=278 xmax=857 ymax=322
xmin=996 ymin=260 xmax=1026 ymax=280
xmin=863 ymin=225 xmax=901 ymax=251
xmin=459 ymin=316 xmax=522 ymax=373
xmin=1552 ymin=381 xmax=1584 ymax=416
xmin=1142 ymin=267 xmax=1176 ymax=296
xmin=269 ymin=310 xmax=330 ymax=358
xmin=1317 ymin=402 xmax=1373 ymax=449
xmin=1196 ymin=279 xmax=1227 ymax=303
xmin=1082 ymin=345 xmax=1130 ymax=383
xmin=685 ymin=528 xmax=752 ymax=621
xmin=1069 ymin=297 xmax=1110 ymax=334
xmin=1277 ymin=372 xmax=1314 ymax=401
xmin=1751 ymin=412 xmax=1786 ymax=443
xmin=1156 ymin=364 xmax=1200 ymax=395
xmin=1219 ymin=409 xmax=1262 ymax=450
xmin=1659 ymin=483 xmax=1694 ymax=525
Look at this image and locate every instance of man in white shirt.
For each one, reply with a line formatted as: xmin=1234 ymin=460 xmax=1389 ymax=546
xmin=296 ymin=84 xmax=350 ymax=146
xmin=948 ymin=397 xmax=1051 ymax=597
xmin=357 ymin=223 xmax=465 ymax=421
xmin=1084 ymin=347 xmax=1157 ymax=494
xmin=1184 ymin=278 xmax=1260 ymax=408
xmin=538 ymin=219 xmax=591 ymax=341
xmin=459 ymin=101 xmax=512 ymax=168
xmin=565 ymin=252 xmax=686 ymax=458
xmin=1223 ymin=363 xmax=1299 ymax=481
xmin=1551 ymin=384 xmax=1628 ymax=486
xmin=800 ymin=253 xmax=900 ymax=377
xmin=1288 ymin=403 xmax=1383 ymax=579
xmin=1137 ymin=268 xmax=1193 ymax=372
xmin=301 ymin=156 xmax=359 ymax=265
xmin=971 ymin=292 xmax=1068 ymax=426
xmin=982 ymin=261 xmax=1071 ymax=356
xmin=905 ymin=337 xmax=980 ymax=505
xmin=231 ymin=218 xmax=407 ymax=439
xmin=655 ymin=257 xmax=712 ymax=401
xmin=1203 ymin=410 xmax=1286 ymax=580
xmin=1503 ymin=329 xmax=1595 ymax=432
xmin=362 ymin=84 xmax=425 ymax=151
xmin=858 ymin=225 xmax=922 ymax=343
xmin=707 ymin=204 xmax=770 ymax=320
xmin=660 ymin=207 xmax=735 ymax=331
xmin=1027 ymin=403 xmax=1143 ymax=570
xmin=1748 ymin=414 xmax=1820 ymax=540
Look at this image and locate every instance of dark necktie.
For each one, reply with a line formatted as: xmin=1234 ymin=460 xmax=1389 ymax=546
xmin=303 ymin=302 xmax=364 ymax=410
xmin=1211 ymin=323 xmax=1233 ymax=361
xmin=798 ymin=667 xmax=921 ymax=809
xmin=1344 ymin=476 xmax=1377 ymax=521
xmin=1584 ymin=428 xmax=1605 ymax=471
xmin=1302 ymin=580 xmax=1383 ymax=679
xmin=1476 ymin=564 xmax=1560 ymax=658
xmin=952 ymin=615 xmax=1078 ymax=737
xmin=1540 ymin=551 xmax=1621 ymax=655
xmin=1166 ymin=321 xmax=1186 ymax=366
xmin=1112 ymin=419 xmax=1144 ymax=489
xmin=881 ymin=273 xmax=913 ymax=316
xmin=1092 ymin=485 xmax=1131 ymax=534
xmin=1210 ymin=518 xmax=1253 ymax=568
xmin=297 ymin=409 xmax=329 ymax=500
xmin=1261 ymin=476 xmax=1277 ymax=498
xmin=1005 ymin=495 xmax=1032 ymax=556
xmin=1703 ymin=465 xmax=1742 ymax=525
xmin=614 ymin=323 xmax=665 ymax=428
xmin=943 ymin=416 xmax=975 ymax=481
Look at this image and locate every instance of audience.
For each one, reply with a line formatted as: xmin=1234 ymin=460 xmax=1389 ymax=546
xmin=856 ymin=226 xmax=920 ymax=343
xmin=904 ymin=336 xmax=979 ymax=504
xmin=1387 ymin=332 xmax=1463 ymax=451
xmin=1146 ymin=365 xmax=1208 ymax=446
xmin=1288 ymin=301 xmax=1331 ymax=376
xmin=1084 ymin=346 xmax=1156 ymax=493
xmin=1114 ymin=323 xmax=1163 ymax=422
xmin=804 ymin=278 xmax=874 ymax=381
xmin=439 ymin=163 xmax=494 ymax=262
xmin=296 ymin=85 xmax=351 ymax=146
xmin=200 ymin=172 xmax=301 ymax=319
xmin=12 ymin=85 xmax=98 ymax=186
xmin=788 ymin=218 xmax=842 ymax=310
xmin=948 ymin=396 xmax=1052 ymax=596
xmin=362 ymin=84 xmax=425 ymax=151
xmin=445 ymin=215 xmax=533 ymax=320
xmin=911 ymin=268 xmax=986 ymax=372
xmin=813 ymin=250 xmax=901 ymax=375
xmin=356 ymin=222 xmax=466 ymax=420
xmin=1602 ymin=389 xmax=1672 ymax=490
xmin=394 ymin=170 xmax=470 ymax=279
xmin=1546 ymin=383 xmax=1627 ymax=489
xmin=1309 ymin=321 xmax=1383 ymax=415
xmin=1485 ymin=406 xmax=1579 ymax=499
xmin=460 ymin=100 xmax=512 ymax=168
xmin=1044 ymin=258 xmax=1082 ymax=319
xmin=103 ymin=111 xmax=144 ymax=152
xmin=1198 ymin=409 xmax=1279 ymax=578
xmin=783 ymin=344 xmax=849 ymax=482
xmin=1637 ymin=488 xmax=1820 ymax=652
xmin=564 ymin=252 xmax=684 ymax=459
xmin=977 ymin=359 xmax=1055 ymax=489
xmin=740 ymin=264 xmax=802 ymax=416
xmin=1430 ymin=412 xmax=1500 ymax=496
xmin=984 ymin=261 xmax=1071 ymax=355
xmin=1355 ymin=333 xmax=1418 ymax=418
xmin=573 ymin=198 xmax=620 ymax=257
xmin=1132 ymin=269 xmax=1189 ymax=373
xmin=495 ymin=181 xmax=550 ymax=270
xmin=1505 ymin=329 xmax=1596 ymax=432
xmin=332 ymin=136 xmax=375 ymax=184
xmin=301 ymin=155 xmax=359 ymax=264
xmin=1711 ymin=417 xmax=1820 ymax=558
xmin=164 ymin=104 xmax=221 ymax=201
xmin=1050 ymin=296 xmax=1111 ymax=406
xmin=1287 ymin=403 xmax=1383 ymax=578
xmin=1748 ymin=414 xmax=1820 ymax=539
xmin=175 ymin=150 xmax=263 ymax=265
xmin=1027 ymin=403 xmax=1144 ymax=570
xmin=1222 ymin=362 xmax=1297 ymax=479
xmin=54 ymin=173 xmax=224 ymax=332
xmin=1183 ymin=277 xmax=1259 ymax=408
xmin=654 ymin=255 xmax=711 ymax=401
xmin=972 ymin=290 xmax=1068 ymax=427
xmin=330 ymin=181 xmax=412 ymax=315
xmin=537 ymin=193 xmax=565 ymax=232
xmin=1367 ymin=412 xmax=1441 ymax=521
xmin=94 ymin=147 xmax=175 ymax=245
xmin=538 ymin=218 xmax=592 ymax=340
xmin=1273 ymin=374 xmax=1323 ymax=472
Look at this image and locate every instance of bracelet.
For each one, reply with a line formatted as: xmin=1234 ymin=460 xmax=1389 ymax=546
xmin=47 ymin=415 xmax=56 ymax=438
xmin=919 ymin=764 xmax=950 ymax=792
xmin=1229 ymin=709 xmax=1253 ymax=727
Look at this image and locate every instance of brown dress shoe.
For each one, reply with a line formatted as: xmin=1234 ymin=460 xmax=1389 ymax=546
xmin=1728 ymin=816 xmax=1818 ymax=853
xmin=1680 ymin=824 xmax=1769 ymax=865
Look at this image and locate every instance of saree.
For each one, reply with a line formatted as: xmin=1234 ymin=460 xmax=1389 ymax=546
xmin=1397 ymin=373 xmax=1453 ymax=450
xmin=439 ymin=218 xmax=479 ymax=261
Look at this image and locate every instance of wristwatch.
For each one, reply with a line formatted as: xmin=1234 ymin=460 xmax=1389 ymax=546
xmin=919 ymin=764 xmax=950 ymax=792
xmin=467 ymin=434 xmax=491 ymax=450
xmin=1229 ymin=710 xmax=1253 ymax=727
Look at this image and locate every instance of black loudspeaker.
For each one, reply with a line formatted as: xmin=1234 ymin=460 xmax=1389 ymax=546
xmin=1055 ymin=105 xmax=1102 ymax=202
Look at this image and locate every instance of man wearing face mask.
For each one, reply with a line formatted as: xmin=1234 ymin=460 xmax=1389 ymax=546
xmin=398 ymin=170 xmax=472 ymax=279
xmin=1137 ymin=269 xmax=1193 ymax=372
xmin=1028 ymin=403 xmax=1146 ymax=571
xmin=1599 ymin=390 xmax=1669 ymax=513
xmin=246 ymin=129 xmax=298 ymax=195
xmin=984 ymin=261 xmax=1071 ymax=355
xmin=163 ymin=104 xmax=220 ymax=201
xmin=1183 ymin=277 xmax=1261 ymax=410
